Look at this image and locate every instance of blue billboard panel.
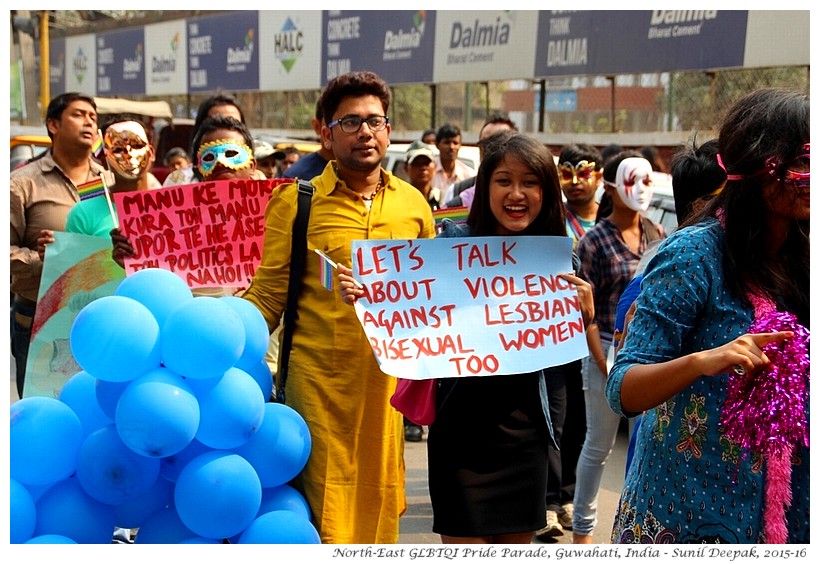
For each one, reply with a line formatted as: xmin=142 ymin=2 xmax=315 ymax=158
xmin=96 ymin=28 xmax=146 ymax=96
xmin=322 ymin=10 xmax=435 ymax=85
xmin=534 ymin=10 xmax=748 ymax=78
xmin=187 ymin=11 xmax=259 ymax=92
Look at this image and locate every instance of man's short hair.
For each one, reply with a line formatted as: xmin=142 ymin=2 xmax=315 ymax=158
xmin=45 ymin=92 xmax=96 ymax=138
xmin=435 ymin=123 xmax=461 ymax=144
xmin=479 ymin=114 xmax=517 ymax=136
xmin=321 ymin=71 xmax=391 ymax=125
xmin=194 ymin=93 xmax=246 ymax=130
xmin=558 ymin=143 xmax=603 ymax=169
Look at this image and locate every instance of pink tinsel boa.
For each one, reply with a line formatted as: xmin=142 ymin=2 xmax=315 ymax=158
xmin=720 ymin=293 xmax=810 ymax=544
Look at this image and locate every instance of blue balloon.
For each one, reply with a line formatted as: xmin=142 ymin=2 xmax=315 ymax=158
xmin=11 ymin=479 xmax=37 ymax=543
xmin=24 ymin=482 xmax=54 ymax=503
xmin=115 ymin=367 xmax=200 ymax=458
xmin=76 ymin=424 xmax=161 ymax=505
xmin=182 ymin=373 xmax=223 ymax=396
xmin=34 ymin=476 xmax=116 ymax=544
xmin=159 ymin=438 xmax=211 ymax=483
xmin=114 ymin=475 xmax=174 ymax=529
xmin=238 ymin=510 xmax=321 ymax=544
xmin=94 ymin=378 xmax=129 ymax=420
xmin=195 ymin=367 xmax=265 ymax=449
xmin=134 ymin=503 xmax=196 ymax=544
xmin=232 ymin=402 xmax=312 ymax=488
xmin=246 ymin=359 xmax=274 ymax=400
xmin=11 ymin=396 xmax=83 ymax=485
xmin=70 ymin=295 xmax=162 ymax=382
xmin=220 ymin=296 xmax=270 ymax=371
xmin=259 ymin=484 xmax=312 ymax=521
xmin=25 ymin=534 xmax=77 ymax=544
xmin=115 ymin=268 xmax=194 ymax=328
xmin=174 ymin=451 xmax=262 ymax=540
xmin=161 ymin=297 xmax=245 ymax=379
xmin=59 ymin=370 xmax=112 ymax=436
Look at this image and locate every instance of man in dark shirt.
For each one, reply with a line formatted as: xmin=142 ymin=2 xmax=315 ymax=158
xmin=282 ymin=99 xmax=333 ymax=181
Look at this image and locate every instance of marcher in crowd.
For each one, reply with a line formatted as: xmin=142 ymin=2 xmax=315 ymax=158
xmin=163 ymin=93 xmax=265 ymax=186
xmin=282 ymin=98 xmax=334 ymax=181
xmin=572 ymin=151 xmax=665 ymax=543
xmin=276 ymin=146 xmax=302 ymax=178
xmin=340 ymin=131 xmax=593 ymax=544
xmin=66 ymin=116 xmax=157 ymax=237
xmin=533 ymin=143 xmax=604 ymax=540
xmin=254 ymin=140 xmax=285 ymax=180
xmin=433 ymin=123 xmax=476 ymax=205
xmin=163 ymin=146 xmax=191 ymax=172
xmin=443 ymin=114 xmax=518 ymax=209
xmin=608 ymin=88 xmax=809 ymax=544
xmin=421 ymin=128 xmax=437 ymax=145
xmin=404 ymin=139 xmax=441 ymax=211
xmin=10 ymin=92 xmax=106 ymax=399
xmin=242 ymin=70 xmax=436 ymax=544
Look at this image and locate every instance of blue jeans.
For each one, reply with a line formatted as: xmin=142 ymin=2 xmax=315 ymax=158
xmin=572 ymin=347 xmax=621 ymax=537
xmin=10 ymin=297 xmax=35 ymax=399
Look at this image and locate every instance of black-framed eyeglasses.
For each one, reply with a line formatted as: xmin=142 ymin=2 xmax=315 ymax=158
xmin=328 ymin=115 xmax=390 ymax=134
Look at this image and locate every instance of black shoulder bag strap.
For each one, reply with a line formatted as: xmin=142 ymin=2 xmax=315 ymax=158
xmin=275 ymin=179 xmax=315 ymax=404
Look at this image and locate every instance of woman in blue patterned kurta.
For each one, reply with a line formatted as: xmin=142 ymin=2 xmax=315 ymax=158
xmin=606 ymin=88 xmax=809 ymax=544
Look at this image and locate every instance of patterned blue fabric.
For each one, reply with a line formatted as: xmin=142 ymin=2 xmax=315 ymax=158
xmin=606 ymin=219 xmax=810 ymax=543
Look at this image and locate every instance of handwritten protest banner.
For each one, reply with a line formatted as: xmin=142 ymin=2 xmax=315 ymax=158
xmin=113 ymin=178 xmax=285 ymax=288
xmin=25 ymin=232 xmax=125 ymax=398
xmin=350 ymin=236 xmax=588 ymax=379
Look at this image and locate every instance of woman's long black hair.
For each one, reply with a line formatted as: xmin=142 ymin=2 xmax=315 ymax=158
xmin=686 ymin=88 xmax=810 ymax=325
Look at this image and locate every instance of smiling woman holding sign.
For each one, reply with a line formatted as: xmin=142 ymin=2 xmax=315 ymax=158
xmin=340 ymin=131 xmax=593 ymax=544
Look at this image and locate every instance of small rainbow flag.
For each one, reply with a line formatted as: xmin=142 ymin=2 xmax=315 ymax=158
xmin=77 ymin=175 xmax=106 ymax=201
xmin=318 ymin=251 xmax=335 ymax=291
xmin=433 ymin=206 xmax=469 ymax=229
xmin=92 ymin=130 xmax=104 ymax=159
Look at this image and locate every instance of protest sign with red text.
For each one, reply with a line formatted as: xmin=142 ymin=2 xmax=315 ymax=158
xmin=350 ymin=236 xmax=588 ymax=379
xmin=113 ymin=178 xmax=285 ymax=288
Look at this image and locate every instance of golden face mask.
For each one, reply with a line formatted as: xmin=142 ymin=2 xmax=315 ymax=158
xmin=104 ymin=121 xmax=152 ymax=180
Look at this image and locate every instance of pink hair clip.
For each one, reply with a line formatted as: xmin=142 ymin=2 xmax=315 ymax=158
xmin=716 ymin=153 xmax=745 ymax=181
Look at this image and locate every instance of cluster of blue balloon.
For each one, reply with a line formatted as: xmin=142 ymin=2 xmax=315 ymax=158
xmin=10 ymin=268 xmax=317 ymax=544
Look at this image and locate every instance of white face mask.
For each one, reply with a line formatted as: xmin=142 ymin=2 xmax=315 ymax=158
xmin=612 ymin=157 xmax=654 ymax=212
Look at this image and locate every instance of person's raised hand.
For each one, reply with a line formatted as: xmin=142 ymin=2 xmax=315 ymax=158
xmin=558 ymin=272 xmax=594 ymax=327
xmin=110 ymin=227 xmax=134 ymax=269
xmin=337 ymin=264 xmax=364 ymax=306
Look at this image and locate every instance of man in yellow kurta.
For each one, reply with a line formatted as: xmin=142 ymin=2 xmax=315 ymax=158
xmin=243 ymin=70 xmax=436 ymax=544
